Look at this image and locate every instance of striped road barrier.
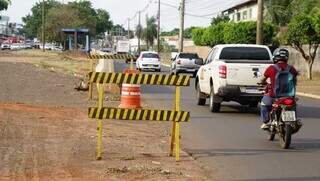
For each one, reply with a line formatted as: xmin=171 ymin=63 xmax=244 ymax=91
xmin=89 ymin=71 xmax=191 ymax=161
xmin=87 ymin=53 xmax=137 ymax=100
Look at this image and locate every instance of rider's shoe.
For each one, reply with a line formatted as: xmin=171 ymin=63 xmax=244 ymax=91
xmin=260 ymin=123 xmax=270 ymax=130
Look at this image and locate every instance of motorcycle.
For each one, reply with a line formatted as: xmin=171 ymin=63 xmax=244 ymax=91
xmin=267 ymin=97 xmax=303 ymax=149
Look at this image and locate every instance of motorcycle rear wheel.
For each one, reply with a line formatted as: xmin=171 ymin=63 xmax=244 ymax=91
xmin=269 ymin=133 xmax=275 ymax=141
xmin=279 ymin=124 xmax=292 ymax=149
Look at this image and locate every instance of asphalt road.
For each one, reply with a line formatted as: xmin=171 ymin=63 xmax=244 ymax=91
xmin=115 ymin=61 xmax=320 ymax=181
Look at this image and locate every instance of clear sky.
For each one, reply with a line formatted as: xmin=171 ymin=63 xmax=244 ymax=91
xmin=1 ymin=0 xmax=244 ymax=31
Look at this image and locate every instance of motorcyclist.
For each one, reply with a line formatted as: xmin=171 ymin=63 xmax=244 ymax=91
xmin=260 ymin=48 xmax=298 ymax=129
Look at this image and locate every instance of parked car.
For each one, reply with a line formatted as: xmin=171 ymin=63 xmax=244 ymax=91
xmin=195 ymin=44 xmax=273 ymax=112
xmin=1 ymin=43 xmax=11 ymax=50
xmin=136 ymin=51 xmax=161 ymax=72
xmin=10 ymin=43 xmax=22 ymax=50
xmin=171 ymin=52 xmax=203 ymax=77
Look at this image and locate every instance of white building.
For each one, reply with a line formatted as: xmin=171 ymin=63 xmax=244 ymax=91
xmin=0 ymin=15 xmax=9 ymax=35
xmin=222 ymin=0 xmax=258 ymax=22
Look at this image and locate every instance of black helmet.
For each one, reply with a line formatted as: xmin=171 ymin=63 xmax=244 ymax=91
xmin=273 ymin=48 xmax=289 ymax=63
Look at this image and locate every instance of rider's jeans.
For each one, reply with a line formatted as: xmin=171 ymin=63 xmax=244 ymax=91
xmin=260 ymin=95 xmax=274 ymax=123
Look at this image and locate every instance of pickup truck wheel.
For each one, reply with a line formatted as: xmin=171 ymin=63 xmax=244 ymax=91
xmin=209 ymin=87 xmax=221 ymax=112
xmin=196 ymin=84 xmax=206 ymax=106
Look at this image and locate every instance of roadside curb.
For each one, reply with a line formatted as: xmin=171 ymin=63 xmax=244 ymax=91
xmin=297 ymin=92 xmax=320 ymax=99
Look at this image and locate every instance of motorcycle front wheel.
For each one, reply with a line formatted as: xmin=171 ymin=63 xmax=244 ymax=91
xmin=279 ymin=124 xmax=292 ymax=149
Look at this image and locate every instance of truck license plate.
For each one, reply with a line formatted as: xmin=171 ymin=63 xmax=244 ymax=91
xmin=244 ymin=88 xmax=261 ymax=94
xmin=281 ymin=111 xmax=296 ymax=122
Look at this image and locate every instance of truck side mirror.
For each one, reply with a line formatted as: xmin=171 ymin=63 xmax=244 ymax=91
xmin=195 ymin=58 xmax=204 ymax=65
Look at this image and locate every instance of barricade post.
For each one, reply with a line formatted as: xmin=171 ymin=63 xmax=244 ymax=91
xmin=87 ymin=54 xmax=190 ymax=162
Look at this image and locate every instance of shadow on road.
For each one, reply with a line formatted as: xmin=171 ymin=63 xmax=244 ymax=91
xmin=292 ymin=138 xmax=320 ymax=150
xmin=210 ymin=104 xmax=260 ymax=114
xmin=185 ymin=148 xmax=303 ymax=158
xmin=185 ymin=143 xmax=320 ymax=159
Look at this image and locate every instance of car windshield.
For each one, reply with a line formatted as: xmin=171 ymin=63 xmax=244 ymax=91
xmin=219 ymin=47 xmax=270 ymax=60
xmin=179 ymin=53 xmax=198 ymax=59
xmin=142 ymin=53 xmax=159 ymax=58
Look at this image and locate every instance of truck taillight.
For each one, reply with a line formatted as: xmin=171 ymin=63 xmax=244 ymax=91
xmin=219 ymin=65 xmax=227 ymax=79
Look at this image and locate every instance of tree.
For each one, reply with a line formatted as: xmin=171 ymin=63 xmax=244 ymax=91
xmin=192 ymin=27 xmax=206 ymax=46
xmin=142 ymin=16 xmax=157 ymax=48
xmin=22 ymin=0 xmax=113 ymax=39
xmin=286 ymin=12 xmax=320 ymax=80
xmin=224 ymin=21 xmax=275 ymax=45
xmin=0 ymin=0 xmax=10 ymax=11
xmin=96 ymin=9 xmax=113 ymax=36
xmin=211 ymin=15 xmax=229 ymax=26
xmin=265 ymin=0 xmax=320 ymax=26
xmin=45 ymin=5 xmax=84 ymax=43
xmin=112 ymin=24 xmax=126 ymax=36
xmin=67 ymin=0 xmax=97 ymax=35
xmin=203 ymin=22 xmax=226 ymax=47
xmin=22 ymin=0 xmax=61 ymax=38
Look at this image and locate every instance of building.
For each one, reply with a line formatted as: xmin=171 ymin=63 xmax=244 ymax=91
xmin=0 ymin=15 xmax=9 ymax=35
xmin=222 ymin=0 xmax=258 ymax=22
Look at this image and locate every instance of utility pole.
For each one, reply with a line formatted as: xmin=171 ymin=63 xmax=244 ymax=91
xmin=42 ymin=0 xmax=45 ymax=52
xmin=256 ymin=0 xmax=263 ymax=44
xmin=138 ymin=11 xmax=141 ymax=54
xmin=178 ymin=0 xmax=185 ymax=52
xmin=157 ymin=0 xmax=161 ymax=53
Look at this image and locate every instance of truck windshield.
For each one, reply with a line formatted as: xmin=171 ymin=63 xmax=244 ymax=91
xmin=142 ymin=53 xmax=159 ymax=58
xmin=219 ymin=47 xmax=271 ymax=61
xmin=179 ymin=53 xmax=198 ymax=59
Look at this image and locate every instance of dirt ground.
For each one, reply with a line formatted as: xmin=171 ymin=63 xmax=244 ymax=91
xmin=0 ymin=51 xmax=209 ymax=180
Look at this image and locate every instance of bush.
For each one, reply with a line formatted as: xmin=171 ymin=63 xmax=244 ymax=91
xmin=203 ymin=22 xmax=226 ymax=47
xmin=192 ymin=21 xmax=276 ymax=47
xmin=192 ymin=28 xmax=206 ymax=46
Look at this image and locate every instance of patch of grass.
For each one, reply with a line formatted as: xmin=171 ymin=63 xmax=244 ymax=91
xmin=297 ymin=72 xmax=320 ymax=95
xmin=13 ymin=49 xmax=61 ymax=57
xmin=30 ymin=59 xmax=90 ymax=77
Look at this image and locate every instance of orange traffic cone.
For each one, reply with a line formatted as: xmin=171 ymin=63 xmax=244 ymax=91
xmin=119 ymin=69 xmax=141 ymax=109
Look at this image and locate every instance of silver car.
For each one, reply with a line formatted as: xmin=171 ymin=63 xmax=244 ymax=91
xmin=171 ymin=52 xmax=203 ymax=76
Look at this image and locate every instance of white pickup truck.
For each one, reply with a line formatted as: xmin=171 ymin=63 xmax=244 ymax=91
xmin=195 ymin=44 xmax=273 ymax=112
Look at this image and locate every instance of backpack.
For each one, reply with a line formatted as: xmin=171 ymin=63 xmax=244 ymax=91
xmin=273 ymin=64 xmax=296 ymax=98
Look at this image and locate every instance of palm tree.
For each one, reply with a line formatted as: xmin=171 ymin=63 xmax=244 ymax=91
xmin=142 ymin=16 xmax=157 ymax=50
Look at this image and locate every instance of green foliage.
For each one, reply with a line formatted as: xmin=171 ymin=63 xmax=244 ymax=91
xmin=203 ymin=22 xmax=226 ymax=47
xmin=286 ymin=14 xmax=319 ymax=46
xmin=161 ymin=28 xmax=179 ymax=37
xmin=22 ymin=0 xmax=61 ymax=38
xmin=265 ymin=0 xmax=320 ymax=26
xmin=192 ymin=21 xmax=276 ymax=47
xmin=96 ymin=9 xmax=113 ymax=36
xmin=285 ymin=11 xmax=320 ymax=79
xmin=192 ymin=28 xmax=206 ymax=46
xmin=160 ymin=27 xmax=196 ymax=39
xmin=0 ymin=0 xmax=10 ymax=11
xmin=142 ymin=16 xmax=157 ymax=47
xmin=211 ymin=15 xmax=229 ymax=26
xmin=22 ymin=0 xmax=113 ymax=39
xmin=45 ymin=6 xmax=84 ymax=43
xmin=223 ymin=21 xmax=257 ymax=44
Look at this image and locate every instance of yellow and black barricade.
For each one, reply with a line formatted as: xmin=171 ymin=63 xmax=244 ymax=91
xmin=88 ymin=71 xmax=191 ymax=161
xmin=87 ymin=53 xmax=136 ymax=100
